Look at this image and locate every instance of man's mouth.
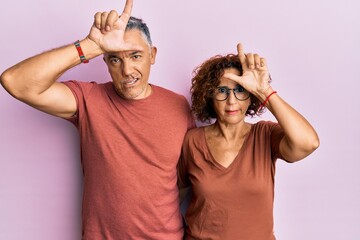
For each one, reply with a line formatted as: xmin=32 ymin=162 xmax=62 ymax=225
xmin=123 ymin=78 xmax=139 ymax=86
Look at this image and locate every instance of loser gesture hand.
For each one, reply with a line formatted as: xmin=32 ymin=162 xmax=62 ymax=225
xmin=224 ymin=43 xmax=272 ymax=99
xmin=87 ymin=0 xmax=134 ymax=53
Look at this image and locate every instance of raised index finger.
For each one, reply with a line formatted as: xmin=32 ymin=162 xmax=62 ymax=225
xmin=120 ymin=0 xmax=133 ymax=20
xmin=237 ymin=43 xmax=248 ymax=71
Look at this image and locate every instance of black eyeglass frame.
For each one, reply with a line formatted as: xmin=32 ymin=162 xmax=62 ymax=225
xmin=213 ymin=86 xmax=250 ymax=101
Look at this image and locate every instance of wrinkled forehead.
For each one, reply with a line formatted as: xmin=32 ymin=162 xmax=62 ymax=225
xmin=103 ymin=30 xmax=150 ymax=58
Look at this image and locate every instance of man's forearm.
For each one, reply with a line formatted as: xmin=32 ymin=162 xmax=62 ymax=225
xmin=0 ymin=38 xmax=102 ymax=100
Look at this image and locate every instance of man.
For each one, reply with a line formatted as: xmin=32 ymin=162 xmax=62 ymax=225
xmin=0 ymin=0 xmax=194 ymax=239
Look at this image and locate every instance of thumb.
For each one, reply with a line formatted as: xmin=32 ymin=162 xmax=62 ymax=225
xmin=223 ymin=72 xmax=243 ymax=85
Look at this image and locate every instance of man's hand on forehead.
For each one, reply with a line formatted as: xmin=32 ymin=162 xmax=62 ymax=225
xmin=87 ymin=0 xmax=135 ymax=53
xmin=94 ymin=0 xmax=133 ymax=33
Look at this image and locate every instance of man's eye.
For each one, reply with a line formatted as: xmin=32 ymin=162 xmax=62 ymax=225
xmin=110 ymin=58 xmax=120 ymax=63
xmin=132 ymin=55 xmax=142 ymax=60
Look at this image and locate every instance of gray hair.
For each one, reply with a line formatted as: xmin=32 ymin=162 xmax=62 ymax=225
xmin=126 ymin=16 xmax=152 ymax=46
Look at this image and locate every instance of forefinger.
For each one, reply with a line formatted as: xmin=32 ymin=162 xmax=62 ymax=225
xmin=121 ymin=0 xmax=133 ymax=20
xmin=237 ymin=43 xmax=248 ymax=71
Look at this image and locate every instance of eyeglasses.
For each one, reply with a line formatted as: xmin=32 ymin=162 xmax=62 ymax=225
xmin=214 ymin=86 xmax=250 ymax=101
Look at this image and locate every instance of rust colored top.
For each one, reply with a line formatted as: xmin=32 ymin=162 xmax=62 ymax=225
xmin=178 ymin=121 xmax=285 ymax=240
xmin=64 ymin=81 xmax=195 ymax=240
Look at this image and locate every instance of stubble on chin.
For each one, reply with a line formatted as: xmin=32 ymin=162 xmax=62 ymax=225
xmin=114 ymin=84 xmax=149 ymax=100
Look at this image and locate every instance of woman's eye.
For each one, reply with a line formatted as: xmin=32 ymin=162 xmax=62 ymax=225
xmin=218 ymin=87 xmax=228 ymax=93
xmin=235 ymin=86 xmax=245 ymax=93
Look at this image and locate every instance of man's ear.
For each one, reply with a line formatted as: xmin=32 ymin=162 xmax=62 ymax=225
xmin=150 ymin=46 xmax=157 ymax=65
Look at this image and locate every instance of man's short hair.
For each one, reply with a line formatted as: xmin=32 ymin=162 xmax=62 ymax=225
xmin=126 ymin=16 xmax=152 ymax=46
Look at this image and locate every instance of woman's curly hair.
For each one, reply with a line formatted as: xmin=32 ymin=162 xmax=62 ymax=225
xmin=191 ymin=54 xmax=265 ymax=122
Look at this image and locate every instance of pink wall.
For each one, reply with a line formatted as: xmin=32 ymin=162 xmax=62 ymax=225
xmin=1 ymin=0 xmax=359 ymax=239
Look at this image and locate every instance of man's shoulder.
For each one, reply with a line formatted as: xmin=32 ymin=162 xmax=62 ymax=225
xmin=62 ymin=80 xmax=112 ymax=94
xmin=63 ymin=80 xmax=111 ymax=88
xmin=152 ymin=84 xmax=186 ymax=100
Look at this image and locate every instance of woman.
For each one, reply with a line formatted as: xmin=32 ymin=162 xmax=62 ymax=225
xmin=177 ymin=43 xmax=319 ymax=240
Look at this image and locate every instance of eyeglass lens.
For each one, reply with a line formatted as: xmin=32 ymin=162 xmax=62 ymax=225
xmin=214 ymin=86 xmax=249 ymax=101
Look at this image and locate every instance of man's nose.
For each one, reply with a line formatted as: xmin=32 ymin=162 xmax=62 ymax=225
xmin=121 ymin=60 xmax=133 ymax=76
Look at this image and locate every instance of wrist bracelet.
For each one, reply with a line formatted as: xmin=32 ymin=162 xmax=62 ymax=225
xmin=260 ymin=91 xmax=277 ymax=108
xmin=74 ymin=40 xmax=89 ymax=63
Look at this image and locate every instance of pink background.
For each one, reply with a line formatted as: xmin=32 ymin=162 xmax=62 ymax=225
xmin=0 ymin=0 xmax=359 ymax=239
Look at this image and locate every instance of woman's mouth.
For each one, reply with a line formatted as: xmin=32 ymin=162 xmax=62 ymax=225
xmin=226 ymin=110 xmax=239 ymax=115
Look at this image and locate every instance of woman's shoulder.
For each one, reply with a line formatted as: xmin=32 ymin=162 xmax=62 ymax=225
xmin=251 ymin=120 xmax=283 ymax=140
xmin=183 ymin=126 xmax=207 ymax=146
xmin=253 ymin=120 xmax=279 ymax=130
xmin=186 ymin=126 xmax=205 ymax=137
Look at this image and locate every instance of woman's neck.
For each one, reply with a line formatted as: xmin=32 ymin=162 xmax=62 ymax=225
xmin=208 ymin=120 xmax=250 ymax=143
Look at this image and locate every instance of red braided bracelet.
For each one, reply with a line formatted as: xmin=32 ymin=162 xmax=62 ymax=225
xmin=260 ymin=91 xmax=277 ymax=108
xmin=74 ymin=40 xmax=89 ymax=63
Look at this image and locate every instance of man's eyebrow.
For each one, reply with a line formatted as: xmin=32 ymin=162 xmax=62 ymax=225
xmin=107 ymin=54 xmax=119 ymax=58
xmin=107 ymin=51 xmax=143 ymax=58
xmin=129 ymin=50 xmax=143 ymax=55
